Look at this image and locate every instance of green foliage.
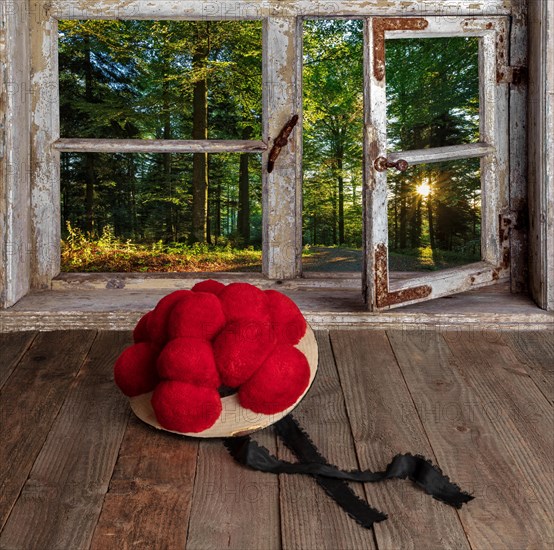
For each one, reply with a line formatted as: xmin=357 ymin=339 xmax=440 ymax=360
xmin=61 ymin=222 xmax=262 ymax=272
xmin=59 ymin=20 xmax=484 ymax=272
xmin=302 ymin=20 xmax=364 ymax=248
xmin=59 ymin=20 xmax=263 ymax=254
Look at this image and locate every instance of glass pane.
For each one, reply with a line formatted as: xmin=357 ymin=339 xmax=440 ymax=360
xmin=61 ymin=152 xmax=262 ymax=272
xmin=58 ymin=20 xmax=262 ymax=139
xmin=302 ymin=19 xmax=364 ymax=272
xmin=387 ymin=158 xmax=481 ymax=272
xmin=385 ymin=37 xmax=480 ymax=151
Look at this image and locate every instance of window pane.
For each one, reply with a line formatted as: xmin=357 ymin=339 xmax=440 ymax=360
xmin=61 ymin=152 xmax=262 ymax=272
xmin=302 ymin=19 xmax=364 ymax=273
xmin=387 ymin=158 xmax=481 ymax=272
xmin=385 ymin=37 xmax=480 ymax=151
xmin=58 ymin=20 xmax=262 ymax=140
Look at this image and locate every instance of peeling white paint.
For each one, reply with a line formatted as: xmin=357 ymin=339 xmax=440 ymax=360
xmin=2 ymin=0 xmax=550 ymax=314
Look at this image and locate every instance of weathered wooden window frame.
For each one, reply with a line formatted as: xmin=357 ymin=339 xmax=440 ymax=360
xmin=363 ymin=16 xmax=511 ymax=310
xmin=2 ymin=0 xmax=551 ymax=312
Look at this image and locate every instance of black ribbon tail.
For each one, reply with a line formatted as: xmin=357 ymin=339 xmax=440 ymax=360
xmin=224 ymin=414 xmax=473 ymax=530
xmin=274 ymin=415 xmax=387 ymax=528
xmin=381 ymin=453 xmax=474 ymax=508
xmin=224 ymin=430 xmax=386 ymax=528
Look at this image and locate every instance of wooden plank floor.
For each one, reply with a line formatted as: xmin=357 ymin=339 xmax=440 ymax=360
xmin=0 ymin=329 xmax=552 ymax=550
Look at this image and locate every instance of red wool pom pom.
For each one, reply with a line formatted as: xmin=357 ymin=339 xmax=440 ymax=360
xmin=133 ymin=312 xmax=151 ymax=343
xmin=213 ymin=320 xmax=275 ymax=387
xmin=157 ymin=337 xmax=220 ymax=388
xmin=191 ymin=279 xmax=226 ymax=295
xmin=265 ymin=290 xmax=307 ymax=345
xmin=114 ymin=342 xmax=160 ymax=397
xmin=168 ymin=292 xmax=226 ymax=341
xmin=219 ymin=283 xmax=271 ymax=324
xmin=238 ymin=345 xmax=310 ymax=414
xmin=147 ymin=290 xmax=192 ymax=345
xmin=151 ymin=381 xmax=222 ymax=433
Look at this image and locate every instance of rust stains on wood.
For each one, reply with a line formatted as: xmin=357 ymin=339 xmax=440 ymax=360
xmin=374 ymin=244 xmax=432 ymax=308
xmin=382 ymin=285 xmax=433 ymax=307
xmin=374 ymin=243 xmax=389 ymax=307
xmin=372 ymin=18 xmax=429 ymax=81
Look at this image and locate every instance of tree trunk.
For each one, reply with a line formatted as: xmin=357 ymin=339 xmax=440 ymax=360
xmin=427 ymin=194 xmax=435 ymax=249
xmin=85 ymin=154 xmax=95 ymax=233
xmin=84 ymin=36 xmax=94 ymax=232
xmin=410 ymin=197 xmax=421 ymax=249
xmin=337 ymin=152 xmax=345 ymax=245
xmin=162 ymin=75 xmax=173 ymax=241
xmin=393 ymin=181 xmax=399 ymax=249
xmin=332 ymin=184 xmax=338 ymax=246
xmin=215 ymin=177 xmax=222 ymax=244
xmin=238 ymin=126 xmax=252 ymax=245
xmin=191 ymin=22 xmax=209 ymax=243
xmin=399 ymin=179 xmax=407 ymax=249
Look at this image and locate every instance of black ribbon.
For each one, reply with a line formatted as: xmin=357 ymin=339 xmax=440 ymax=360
xmin=224 ymin=415 xmax=473 ymax=530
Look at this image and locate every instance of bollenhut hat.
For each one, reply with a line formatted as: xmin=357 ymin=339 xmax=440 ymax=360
xmin=114 ymin=280 xmax=318 ymax=437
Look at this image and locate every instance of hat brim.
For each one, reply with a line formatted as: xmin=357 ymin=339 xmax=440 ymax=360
xmin=129 ymin=324 xmax=319 ymax=438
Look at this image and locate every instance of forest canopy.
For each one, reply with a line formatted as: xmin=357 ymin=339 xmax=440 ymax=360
xmin=59 ymin=20 xmax=481 ymax=273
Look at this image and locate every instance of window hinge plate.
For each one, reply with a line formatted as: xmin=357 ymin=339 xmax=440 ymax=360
xmin=498 ymin=66 xmax=528 ymax=85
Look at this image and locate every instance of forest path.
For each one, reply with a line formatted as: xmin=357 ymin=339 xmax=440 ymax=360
xmin=301 ymin=247 xmax=431 ymax=272
xmin=302 ymin=247 xmax=363 ymax=272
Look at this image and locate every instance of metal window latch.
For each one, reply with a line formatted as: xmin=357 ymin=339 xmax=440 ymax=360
xmin=374 ymin=157 xmax=409 ymax=173
xmin=268 ymin=114 xmax=299 ymax=173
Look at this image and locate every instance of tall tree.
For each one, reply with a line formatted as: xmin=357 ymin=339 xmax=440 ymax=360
xmin=191 ymin=22 xmax=210 ymax=243
xmin=238 ymin=126 xmax=253 ymax=244
xmin=303 ymin=20 xmax=364 ymax=247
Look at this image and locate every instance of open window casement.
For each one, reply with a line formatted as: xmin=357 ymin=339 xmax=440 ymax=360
xmin=362 ymin=17 xmax=511 ymax=311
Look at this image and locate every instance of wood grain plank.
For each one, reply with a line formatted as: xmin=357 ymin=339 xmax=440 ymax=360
xmin=503 ymin=330 xmax=554 ymax=403
xmin=388 ymin=329 xmax=553 ymax=549
xmin=91 ymin=415 xmax=199 ymax=550
xmin=508 ymin=0 xmax=529 ymax=294
xmin=0 ymin=330 xmax=96 ymax=532
xmin=0 ymin=332 xmax=37 ymax=389
xmin=186 ymin=430 xmax=280 ymax=549
xmin=0 ymin=331 xmax=130 ymax=550
xmin=262 ymin=16 xmax=302 ymax=279
xmin=528 ymin=0 xmax=554 ymax=310
xmin=29 ymin=5 xmax=60 ymax=289
xmin=278 ymin=331 xmax=377 ymax=550
xmin=330 ymin=330 xmax=471 ymax=550
xmin=441 ymin=332 xmax=554 ymax=514
xmin=54 ymin=138 xmax=268 ymax=153
xmin=388 ymin=143 xmax=494 ymax=165
xmin=0 ymin=0 xmax=32 ymax=307
xmin=50 ymin=0 xmax=512 ymax=19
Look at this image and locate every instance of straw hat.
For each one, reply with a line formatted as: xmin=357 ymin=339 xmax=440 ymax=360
xmin=114 ymin=281 xmax=318 ymax=438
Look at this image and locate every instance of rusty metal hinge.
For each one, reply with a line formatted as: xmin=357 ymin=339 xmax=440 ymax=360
xmin=267 ymin=115 xmax=299 ymax=173
xmin=501 ymin=204 xmax=528 ymax=232
xmin=497 ymin=66 xmax=528 ymax=85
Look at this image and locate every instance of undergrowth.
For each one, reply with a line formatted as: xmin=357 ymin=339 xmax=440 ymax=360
xmin=61 ymin=223 xmax=263 ymax=272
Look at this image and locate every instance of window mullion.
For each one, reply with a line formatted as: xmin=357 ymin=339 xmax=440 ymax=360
xmin=262 ymin=16 xmax=302 ymax=280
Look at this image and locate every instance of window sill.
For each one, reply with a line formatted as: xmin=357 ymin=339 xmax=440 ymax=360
xmin=1 ymin=277 xmax=551 ymax=332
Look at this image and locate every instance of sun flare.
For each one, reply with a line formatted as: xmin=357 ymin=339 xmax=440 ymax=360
xmin=416 ymin=181 xmax=432 ymax=198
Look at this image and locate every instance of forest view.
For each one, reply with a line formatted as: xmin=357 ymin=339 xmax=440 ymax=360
xmin=59 ymin=20 xmax=482 ymax=273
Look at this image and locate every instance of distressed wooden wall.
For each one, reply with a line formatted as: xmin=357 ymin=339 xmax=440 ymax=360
xmin=508 ymin=0 xmax=529 ymax=294
xmin=48 ymin=0 xmax=513 ymax=19
xmin=528 ymin=0 xmax=554 ymax=311
xmin=0 ymin=1 xmax=31 ymax=308
xmin=30 ymin=6 xmax=60 ymax=290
